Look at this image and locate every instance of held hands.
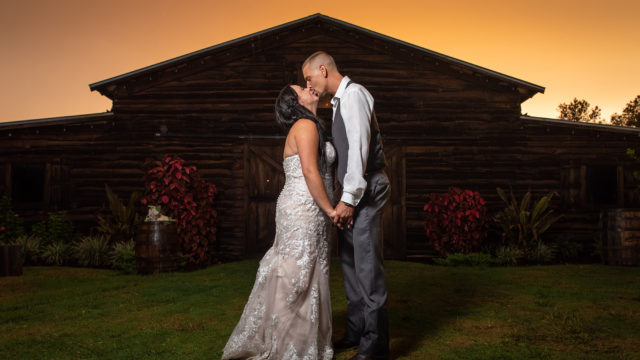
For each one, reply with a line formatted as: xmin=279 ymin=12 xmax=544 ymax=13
xmin=326 ymin=209 xmax=340 ymax=227
xmin=325 ymin=202 xmax=354 ymax=230
xmin=334 ymin=201 xmax=354 ymax=230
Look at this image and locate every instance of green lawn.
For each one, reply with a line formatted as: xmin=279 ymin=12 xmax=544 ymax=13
xmin=1 ymin=261 xmax=639 ymax=359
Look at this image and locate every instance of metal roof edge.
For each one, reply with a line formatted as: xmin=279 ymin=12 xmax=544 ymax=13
xmin=521 ymin=115 xmax=640 ymax=133
xmin=0 ymin=112 xmax=114 ymax=130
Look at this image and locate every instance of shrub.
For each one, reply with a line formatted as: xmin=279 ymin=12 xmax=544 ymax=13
xmin=110 ymin=240 xmax=136 ymax=274
xmin=74 ymin=235 xmax=111 ymax=267
xmin=433 ymin=252 xmax=497 ymax=266
xmin=532 ymin=242 xmax=556 ymax=264
xmin=0 ymin=194 xmax=24 ymax=244
xmin=33 ymin=211 xmax=76 ymax=246
xmin=41 ymin=241 xmax=72 ymax=266
xmin=494 ymin=245 xmax=523 ymax=266
xmin=493 ymin=187 xmax=562 ymax=262
xmin=141 ymin=154 xmax=218 ymax=268
xmin=13 ymin=234 xmax=43 ymax=265
xmin=97 ymin=184 xmax=142 ymax=244
xmin=423 ymin=187 xmax=488 ymax=255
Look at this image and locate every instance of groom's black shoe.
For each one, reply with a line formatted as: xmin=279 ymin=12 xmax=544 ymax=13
xmin=333 ymin=337 xmax=359 ymax=350
xmin=348 ymin=354 xmax=373 ymax=360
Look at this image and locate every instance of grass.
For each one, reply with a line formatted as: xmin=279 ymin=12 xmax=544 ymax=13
xmin=1 ymin=261 xmax=639 ymax=359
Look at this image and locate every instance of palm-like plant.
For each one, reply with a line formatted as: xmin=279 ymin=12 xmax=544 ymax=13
xmin=97 ymin=184 xmax=141 ymax=244
xmin=494 ymin=187 xmax=562 ymax=256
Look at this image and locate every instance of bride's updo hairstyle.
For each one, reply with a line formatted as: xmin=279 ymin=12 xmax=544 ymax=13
xmin=275 ymin=85 xmax=329 ymax=170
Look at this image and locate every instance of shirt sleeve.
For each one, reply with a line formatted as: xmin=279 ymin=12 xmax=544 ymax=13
xmin=338 ymin=85 xmax=374 ymax=206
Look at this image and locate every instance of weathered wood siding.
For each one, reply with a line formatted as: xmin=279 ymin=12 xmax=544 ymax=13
xmin=0 ymin=116 xmax=246 ymax=258
xmin=2 ymin=18 xmax=638 ymax=261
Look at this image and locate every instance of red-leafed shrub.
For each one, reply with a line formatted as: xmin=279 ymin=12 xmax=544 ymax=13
xmin=423 ymin=187 xmax=488 ymax=255
xmin=141 ymin=154 xmax=218 ymax=267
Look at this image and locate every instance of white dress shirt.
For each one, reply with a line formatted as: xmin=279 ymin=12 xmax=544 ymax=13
xmin=331 ymin=76 xmax=374 ymax=207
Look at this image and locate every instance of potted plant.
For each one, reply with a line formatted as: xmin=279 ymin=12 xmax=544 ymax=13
xmin=139 ymin=154 xmax=217 ymax=272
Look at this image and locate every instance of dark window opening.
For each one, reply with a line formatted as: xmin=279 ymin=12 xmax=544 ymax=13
xmin=11 ymin=164 xmax=45 ymax=203
xmin=586 ymin=165 xmax=617 ymax=205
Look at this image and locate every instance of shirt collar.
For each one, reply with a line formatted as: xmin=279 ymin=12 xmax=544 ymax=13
xmin=331 ymin=76 xmax=351 ymax=108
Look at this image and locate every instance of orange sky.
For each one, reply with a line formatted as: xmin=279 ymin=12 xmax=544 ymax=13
xmin=1 ymin=0 xmax=638 ymax=123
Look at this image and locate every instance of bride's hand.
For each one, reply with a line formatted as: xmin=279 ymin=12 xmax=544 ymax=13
xmin=327 ymin=209 xmax=340 ymax=225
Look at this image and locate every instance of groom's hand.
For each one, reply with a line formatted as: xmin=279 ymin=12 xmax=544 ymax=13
xmin=335 ymin=201 xmax=354 ymax=229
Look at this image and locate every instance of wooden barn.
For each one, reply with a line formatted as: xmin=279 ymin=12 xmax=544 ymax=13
xmin=2 ymin=13 xmax=639 ymax=261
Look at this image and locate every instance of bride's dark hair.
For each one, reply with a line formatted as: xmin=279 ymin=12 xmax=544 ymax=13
xmin=275 ymin=85 xmax=329 ymax=171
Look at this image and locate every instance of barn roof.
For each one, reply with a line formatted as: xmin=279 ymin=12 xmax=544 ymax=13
xmin=521 ymin=115 xmax=640 ymax=134
xmin=0 ymin=112 xmax=114 ymax=130
xmin=89 ymin=13 xmax=545 ymax=101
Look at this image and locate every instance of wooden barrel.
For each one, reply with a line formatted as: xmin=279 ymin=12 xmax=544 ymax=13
xmin=135 ymin=221 xmax=179 ymax=274
xmin=0 ymin=245 xmax=23 ymax=277
xmin=602 ymin=209 xmax=640 ymax=266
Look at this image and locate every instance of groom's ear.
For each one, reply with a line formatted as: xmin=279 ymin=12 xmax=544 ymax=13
xmin=320 ymin=65 xmax=328 ymax=78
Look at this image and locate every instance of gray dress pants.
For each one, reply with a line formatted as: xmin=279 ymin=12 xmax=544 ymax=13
xmin=339 ymin=170 xmax=390 ymax=359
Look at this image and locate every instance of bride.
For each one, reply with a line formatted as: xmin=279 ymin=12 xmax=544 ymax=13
xmin=221 ymin=84 xmax=337 ymax=360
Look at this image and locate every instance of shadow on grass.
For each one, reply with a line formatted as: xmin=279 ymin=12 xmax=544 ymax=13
xmin=330 ymin=262 xmax=497 ymax=359
xmin=389 ymin=264 xmax=497 ymax=359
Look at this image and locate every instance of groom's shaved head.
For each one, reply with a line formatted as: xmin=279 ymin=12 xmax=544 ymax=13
xmin=302 ymin=51 xmax=343 ymax=96
xmin=302 ymin=51 xmax=337 ymax=71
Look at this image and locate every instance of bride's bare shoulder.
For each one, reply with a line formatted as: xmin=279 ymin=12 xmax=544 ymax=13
xmin=291 ymin=118 xmax=315 ymax=129
xmin=290 ymin=118 xmax=317 ymax=136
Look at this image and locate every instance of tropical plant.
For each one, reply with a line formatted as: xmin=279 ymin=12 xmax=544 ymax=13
xmin=110 ymin=240 xmax=136 ymax=274
xmin=97 ymin=184 xmax=142 ymax=244
xmin=41 ymin=241 xmax=72 ymax=265
xmin=13 ymin=234 xmax=43 ymax=265
xmin=494 ymin=245 xmax=523 ymax=266
xmin=74 ymin=235 xmax=111 ymax=267
xmin=32 ymin=211 xmax=76 ymax=246
xmin=141 ymin=154 xmax=218 ymax=268
xmin=0 ymin=194 xmax=24 ymax=244
xmin=493 ymin=187 xmax=562 ymax=260
xmin=424 ymin=187 xmax=488 ymax=255
xmin=531 ymin=242 xmax=556 ymax=264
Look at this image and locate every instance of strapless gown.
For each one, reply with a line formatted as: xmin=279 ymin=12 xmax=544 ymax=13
xmin=222 ymin=142 xmax=336 ymax=360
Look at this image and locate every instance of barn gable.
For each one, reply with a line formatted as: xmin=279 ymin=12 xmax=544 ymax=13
xmin=89 ymin=13 xmax=544 ymax=103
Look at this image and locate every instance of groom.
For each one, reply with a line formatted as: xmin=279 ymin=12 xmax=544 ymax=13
xmin=303 ymin=51 xmax=390 ymax=360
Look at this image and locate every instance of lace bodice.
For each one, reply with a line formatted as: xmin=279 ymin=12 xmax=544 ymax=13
xmin=222 ymin=142 xmax=335 ymax=360
xmin=283 ymin=141 xmax=336 ymax=180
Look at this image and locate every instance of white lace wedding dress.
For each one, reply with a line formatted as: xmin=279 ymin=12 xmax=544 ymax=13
xmin=222 ymin=142 xmax=335 ymax=360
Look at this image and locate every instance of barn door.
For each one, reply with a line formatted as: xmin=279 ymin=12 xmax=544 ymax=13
xmin=245 ymin=144 xmax=285 ymax=255
xmin=382 ymin=146 xmax=406 ymax=259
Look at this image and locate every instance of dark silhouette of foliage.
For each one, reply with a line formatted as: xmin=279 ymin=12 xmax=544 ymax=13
xmin=611 ymin=95 xmax=640 ymax=127
xmin=558 ymin=98 xmax=602 ymax=123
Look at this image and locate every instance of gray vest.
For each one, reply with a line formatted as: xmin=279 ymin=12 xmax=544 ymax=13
xmin=332 ymin=81 xmax=387 ymax=185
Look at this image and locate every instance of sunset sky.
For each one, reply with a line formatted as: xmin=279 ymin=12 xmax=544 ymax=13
xmin=1 ymin=0 xmax=638 ymax=123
